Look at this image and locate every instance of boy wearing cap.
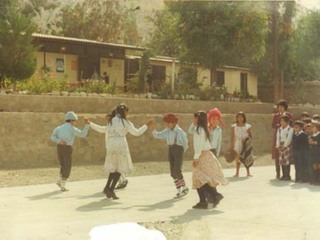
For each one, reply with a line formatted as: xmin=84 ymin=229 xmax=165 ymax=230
xmin=51 ymin=111 xmax=90 ymax=191
xmin=151 ymin=112 xmax=189 ymax=199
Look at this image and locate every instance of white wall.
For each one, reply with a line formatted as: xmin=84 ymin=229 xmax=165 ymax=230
xmin=100 ymin=58 xmax=125 ymax=87
xmin=36 ymin=52 xmax=78 ymax=81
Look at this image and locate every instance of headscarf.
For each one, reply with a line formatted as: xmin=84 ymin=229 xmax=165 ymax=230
xmin=208 ymin=108 xmax=224 ymax=127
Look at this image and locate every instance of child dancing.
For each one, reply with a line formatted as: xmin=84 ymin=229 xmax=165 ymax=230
xmin=190 ymin=111 xmax=228 ymax=209
xmin=151 ymin=112 xmax=189 ymax=199
xmin=51 ymin=111 xmax=90 ymax=191
xmin=89 ymin=103 xmax=152 ymax=199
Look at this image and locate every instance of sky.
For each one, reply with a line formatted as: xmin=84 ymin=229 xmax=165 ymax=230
xmin=297 ymin=0 xmax=320 ymax=9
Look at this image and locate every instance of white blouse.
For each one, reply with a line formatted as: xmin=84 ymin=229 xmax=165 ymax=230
xmin=190 ymin=123 xmax=212 ymax=160
xmin=276 ymin=125 xmax=293 ymax=148
xmin=90 ymin=116 xmax=148 ymax=148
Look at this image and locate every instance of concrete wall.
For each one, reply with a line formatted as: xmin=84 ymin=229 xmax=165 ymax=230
xmin=100 ymin=58 xmax=125 ymax=86
xmin=259 ymin=82 xmax=320 ymax=105
xmin=0 ymin=112 xmax=273 ymax=169
xmin=0 ymin=95 xmax=274 ymax=114
xmin=3 ymin=94 xmax=316 ymax=169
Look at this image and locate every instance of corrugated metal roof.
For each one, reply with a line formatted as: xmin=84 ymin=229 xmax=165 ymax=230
xmin=32 ymin=33 xmax=146 ymax=51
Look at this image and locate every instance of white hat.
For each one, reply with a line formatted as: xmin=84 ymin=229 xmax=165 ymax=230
xmin=65 ymin=111 xmax=78 ymax=121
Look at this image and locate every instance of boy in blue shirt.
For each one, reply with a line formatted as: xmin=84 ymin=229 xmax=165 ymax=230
xmin=151 ymin=113 xmax=189 ymax=199
xmin=51 ymin=111 xmax=89 ymax=191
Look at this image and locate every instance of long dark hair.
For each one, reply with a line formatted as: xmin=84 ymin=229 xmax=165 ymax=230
xmin=116 ymin=103 xmax=129 ymax=126
xmin=108 ymin=108 xmax=117 ymax=125
xmin=194 ymin=111 xmax=211 ymax=141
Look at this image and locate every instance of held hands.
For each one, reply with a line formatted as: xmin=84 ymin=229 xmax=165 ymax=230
xmin=83 ymin=117 xmax=90 ymax=125
xmin=60 ymin=140 xmax=66 ymax=145
xmin=146 ymin=118 xmax=154 ymax=129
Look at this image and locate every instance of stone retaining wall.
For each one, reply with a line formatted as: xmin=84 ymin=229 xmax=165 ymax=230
xmin=0 ymin=95 xmax=274 ymax=114
xmin=0 ymin=112 xmax=273 ymax=169
xmin=3 ymin=94 xmax=318 ymax=169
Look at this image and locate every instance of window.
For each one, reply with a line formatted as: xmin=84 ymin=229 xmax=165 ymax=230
xmin=211 ymin=71 xmax=225 ymax=87
xmin=240 ymin=73 xmax=248 ymax=96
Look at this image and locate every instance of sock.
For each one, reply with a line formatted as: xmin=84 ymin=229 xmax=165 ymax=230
xmin=110 ymin=172 xmax=121 ymax=192
xmin=174 ymin=179 xmax=181 ymax=193
xmin=179 ymin=179 xmax=188 ymax=190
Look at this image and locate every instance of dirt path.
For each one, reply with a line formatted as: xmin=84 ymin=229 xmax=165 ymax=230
xmin=0 ymin=155 xmax=274 ymax=188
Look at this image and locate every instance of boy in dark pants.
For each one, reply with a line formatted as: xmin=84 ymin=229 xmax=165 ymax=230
xmin=51 ymin=111 xmax=89 ymax=191
xmin=151 ymin=113 xmax=189 ymax=199
xmin=292 ymin=121 xmax=309 ymax=183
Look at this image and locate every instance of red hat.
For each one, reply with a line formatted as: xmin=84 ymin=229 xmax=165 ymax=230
xmin=208 ymin=108 xmax=225 ymax=127
xmin=162 ymin=112 xmax=179 ymax=123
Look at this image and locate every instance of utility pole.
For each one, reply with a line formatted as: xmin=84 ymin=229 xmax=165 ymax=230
xmin=271 ymin=2 xmax=281 ymax=103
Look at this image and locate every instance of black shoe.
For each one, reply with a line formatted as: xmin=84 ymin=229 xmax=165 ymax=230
xmin=213 ymin=194 xmax=224 ymax=207
xmin=110 ymin=192 xmax=119 ymax=200
xmin=283 ymin=176 xmax=291 ymax=181
xmin=192 ymin=202 xmax=208 ymax=209
xmin=103 ymin=188 xmax=112 ymax=198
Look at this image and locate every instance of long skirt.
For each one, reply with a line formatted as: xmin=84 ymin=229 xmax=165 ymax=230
xmin=192 ymin=150 xmax=228 ymax=189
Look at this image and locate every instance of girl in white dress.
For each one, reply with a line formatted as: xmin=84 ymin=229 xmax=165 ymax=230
xmin=89 ymin=103 xmax=152 ymax=199
xmin=190 ymin=111 xmax=228 ymax=209
xmin=230 ymin=111 xmax=253 ymax=177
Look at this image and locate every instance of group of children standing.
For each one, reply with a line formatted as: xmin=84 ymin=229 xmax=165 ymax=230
xmin=272 ymin=100 xmax=320 ymax=185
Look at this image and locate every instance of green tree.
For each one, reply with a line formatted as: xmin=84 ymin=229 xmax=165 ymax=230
xmin=252 ymin=1 xmax=296 ymax=102
xmin=147 ymin=6 xmax=183 ymax=57
xmin=57 ymin=0 xmax=140 ymax=45
xmin=166 ymin=1 xmax=268 ymax=81
xmin=0 ymin=0 xmax=38 ymax=81
xmin=20 ymin=0 xmax=61 ymax=34
xmin=291 ymin=10 xmax=320 ymax=81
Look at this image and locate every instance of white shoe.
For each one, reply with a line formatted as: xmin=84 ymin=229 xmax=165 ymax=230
xmin=173 ymin=193 xmax=182 ymax=199
xmin=182 ymin=187 xmax=189 ymax=195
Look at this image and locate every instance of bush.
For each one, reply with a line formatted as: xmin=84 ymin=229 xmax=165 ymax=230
xmin=196 ymin=86 xmax=228 ymax=101
xmin=15 ymin=77 xmax=118 ymax=95
xmin=16 ymin=76 xmax=68 ymax=94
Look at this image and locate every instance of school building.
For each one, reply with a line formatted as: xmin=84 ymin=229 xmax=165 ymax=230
xmin=32 ymin=33 xmax=258 ymax=97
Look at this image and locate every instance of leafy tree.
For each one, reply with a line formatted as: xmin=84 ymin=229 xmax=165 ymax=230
xmin=57 ymin=0 xmax=140 ymax=44
xmin=20 ymin=0 xmax=61 ymax=34
xmin=147 ymin=6 xmax=183 ymax=57
xmin=291 ymin=10 xmax=320 ymax=80
xmin=0 ymin=0 xmax=38 ymax=81
xmin=252 ymin=1 xmax=296 ymax=102
xmin=165 ymin=1 xmax=268 ymax=80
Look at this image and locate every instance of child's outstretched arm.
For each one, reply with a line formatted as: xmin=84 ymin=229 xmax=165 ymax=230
xmin=72 ymin=118 xmax=90 ymax=137
xmin=90 ymin=121 xmax=108 ymax=133
xmin=152 ymin=128 xmax=169 ymax=139
xmin=127 ymin=121 xmax=148 ymax=136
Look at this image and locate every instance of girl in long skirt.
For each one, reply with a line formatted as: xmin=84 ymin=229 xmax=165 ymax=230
xmin=89 ymin=103 xmax=152 ymax=199
xmin=190 ymin=111 xmax=228 ymax=209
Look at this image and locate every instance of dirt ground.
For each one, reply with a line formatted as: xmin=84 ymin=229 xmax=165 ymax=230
xmin=0 ymin=155 xmax=274 ymax=240
xmin=0 ymin=154 xmax=273 ymax=188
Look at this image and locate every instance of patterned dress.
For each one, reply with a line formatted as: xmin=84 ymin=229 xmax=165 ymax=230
xmin=190 ymin=124 xmax=228 ymax=189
